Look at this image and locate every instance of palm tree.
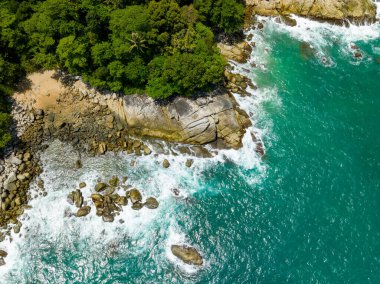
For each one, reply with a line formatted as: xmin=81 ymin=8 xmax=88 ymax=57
xmin=127 ymin=32 xmax=147 ymax=53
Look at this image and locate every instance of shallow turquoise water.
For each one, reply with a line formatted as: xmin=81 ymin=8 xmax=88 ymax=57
xmin=1 ymin=16 xmax=380 ymax=283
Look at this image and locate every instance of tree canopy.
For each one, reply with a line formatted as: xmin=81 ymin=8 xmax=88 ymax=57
xmin=0 ymin=0 xmax=245 ymax=150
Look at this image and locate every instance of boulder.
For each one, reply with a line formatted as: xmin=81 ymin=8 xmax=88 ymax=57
xmin=109 ymin=176 xmax=119 ymax=187
xmin=79 ymin=182 xmax=86 ymax=188
xmin=162 ymin=159 xmax=170 ymax=168
xmin=120 ymin=90 xmax=250 ymax=149
xmin=102 ymin=214 xmax=114 ymax=222
xmin=246 ymin=0 xmax=377 ymax=23
xmin=0 ymin=258 xmax=5 ymax=266
xmin=95 ymin=182 xmax=107 ymax=192
xmin=171 ymin=245 xmax=203 ymax=266
xmin=144 ymin=197 xmax=159 ymax=209
xmin=76 ymin=206 xmax=91 ymax=217
xmin=217 ymin=42 xmax=252 ymax=63
xmin=129 ymin=189 xmax=142 ymax=204
xmin=131 ymin=202 xmax=144 ymax=210
xmin=0 ymin=250 xmax=7 ymax=258
xmin=185 ymin=159 xmax=194 ymax=168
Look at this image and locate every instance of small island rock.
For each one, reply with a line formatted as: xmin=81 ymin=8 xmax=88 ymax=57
xmin=171 ymin=245 xmax=203 ymax=266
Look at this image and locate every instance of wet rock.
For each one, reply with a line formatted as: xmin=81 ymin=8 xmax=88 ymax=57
xmin=162 ymin=159 xmax=170 ymax=168
xmin=74 ymin=190 xmax=83 ymax=208
xmin=131 ymin=202 xmax=144 ymax=210
xmin=95 ymin=182 xmax=107 ymax=192
xmin=79 ymin=182 xmax=86 ymax=188
xmin=185 ymin=159 xmax=194 ymax=168
xmin=75 ymin=160 xmax=82 ymax=169
xmin=76 ymin=206 xmax=91 ymax=217
xmin=102 ymin=214 xmax=114 ymax=222
xmin=171 ymin=245 xmax=203 ymax=266
xmin=280 ymin=15 xmax=297 ymax=26
xmin=109 ymin=176 xmax=119 ymax=187
xmin=0 ymin=250 xmax=7 ymax=258
xmin=143 ymin=146 xmax=152 ymax=155
xmin=115 ymin=196 xmax=128 ymax=206
xmin=13 ymin=223 xmax=21 ymax=234
xmin=144 ymin=197 xmax=159 ymax=209
xmin=0 ymin=258 xmax=5 ymax=266
xmin=129 ymin=189 xmax=142 ymax=204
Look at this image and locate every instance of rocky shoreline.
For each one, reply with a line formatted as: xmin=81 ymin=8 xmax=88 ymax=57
xmin=0 ymin=65 xmax=256 ymax=266
xmin=245 ymin=0 xmax=377 ymax=24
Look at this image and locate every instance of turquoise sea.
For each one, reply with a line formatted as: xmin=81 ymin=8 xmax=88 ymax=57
xmin=1 ymin=10 xmax=380 ymax=284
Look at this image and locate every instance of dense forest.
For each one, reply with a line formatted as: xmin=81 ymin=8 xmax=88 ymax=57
xmin=0 ymin=0 xmax=245 ymax=150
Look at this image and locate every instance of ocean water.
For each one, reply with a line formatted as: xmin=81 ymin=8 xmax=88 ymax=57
xmin=1 ymin=10 xmax=380 ymax=283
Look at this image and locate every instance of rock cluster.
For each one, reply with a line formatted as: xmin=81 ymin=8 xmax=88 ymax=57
xmin=245 ymin=0 xmax=377 ymax=24
xmin=217 ymin=41 xmax=253 ymax=63
xmin=224 ymin=70 xmax=257 ymax=97
xmin=0 ymin=150 xmax=42 ymax=228
xmin=66 ymin=177 xmax=159 ymax=222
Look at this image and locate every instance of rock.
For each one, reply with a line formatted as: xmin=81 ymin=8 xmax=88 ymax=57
xmin=75 ymin=160 xmax=83 ymax=169
xmin=76 ymin=206 xmax=91 ymax=217
xmin=115 ymin=196 xmax=128 ymax=206
xmin=74 ymin=190 xmax=83 ymax=208
xmin=246 ymin=0 xmax=377 ymax=23
xmin=144 ymin=197 xmax=159 ymax=209
xmin=109 ymin=176 xmax=119 ymax=187
xmin=129 ymin=189 xmax=142 ymax=203
xmin=217 ymin=42 xmax=252 ymax=63
xmin=67 ymin=192 xmax=75 ymax=205
xmin=185 ymin=159 xmax=194 ymax=168
xmin=171 ymin=245 xmax=203 ymax=266
xmin=0 ymin=250 xmax=7 ymax=258
xmin=6 ymin=172 xmax=17 ymax=184
xmin=23 ymin=152 xmax=32 ymax=161
xmin=5 ymin=182 xmax=17 ymax=192
xmin=162 ymin=159 xmax=170 ymax=168
xmin=280 ymin=15 xmax=297 ymax=27
xmin=102 ymin=214 xmax=114 ymax=222
xmin=13 ymin=223 xmax=21 ymax=234
xmin=10 ymin=156 xmax=22 ymax=165
xmin=131 ymin=202 xmax=144 ymax=210
xmin=143 ymin=146 xmax=152 ymax=155
xmin=95 ymin=182 xmax=107 ymax=192
xmin=121 ymin=91 xmax=250 ymax=149
xmin=0 ymin=258 xmax=5 ymax=266
xmin=79 ymin=182 xmax=86 ymax=188
xmin=98 ymin=143 xmax=107 ymax=155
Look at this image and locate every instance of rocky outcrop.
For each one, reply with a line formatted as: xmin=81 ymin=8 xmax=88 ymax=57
xmin=171 ymin=245 xmax=203 ymax=266
xmin=119 ymin=90 xmax=251 ymax=149
xmin=217 ymin=41 xmax=253 ymax=63
xmin=245 ymin=0 xmax=377 ymax=23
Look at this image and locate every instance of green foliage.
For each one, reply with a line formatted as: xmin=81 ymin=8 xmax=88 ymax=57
xmin=194 ymin=0 xmax=244 ymax=34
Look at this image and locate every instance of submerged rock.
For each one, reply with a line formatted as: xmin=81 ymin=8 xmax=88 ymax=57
xmin=171 ymin=245 xmax=203 ymax=266
xmin=79 ymin=182 xmax=86 ymax=188
xmin=0 ymin=258 xmax=5 ymax=266
xmin=144 ymin=197 xmax=159 ymax=209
